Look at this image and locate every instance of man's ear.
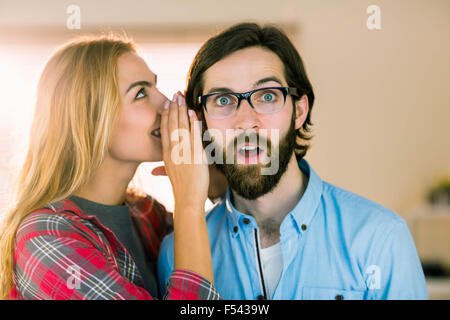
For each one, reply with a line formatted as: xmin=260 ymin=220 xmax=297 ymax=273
xmin=294 ymin=94 xmax=309 ymax=130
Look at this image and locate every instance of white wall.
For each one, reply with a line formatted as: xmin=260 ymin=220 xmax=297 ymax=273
xmin=0 ymin=0 xmax=449 ymax=216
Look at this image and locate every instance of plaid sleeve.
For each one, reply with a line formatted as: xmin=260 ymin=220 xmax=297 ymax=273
xmin=14 ymin=213 xmax=154 ymax=300
xmin=164 ymin=269 xmax=222 ymax=300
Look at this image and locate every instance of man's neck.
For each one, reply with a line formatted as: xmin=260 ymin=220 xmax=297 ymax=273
xmin=231 ymin=154 xmax=308 ymax=248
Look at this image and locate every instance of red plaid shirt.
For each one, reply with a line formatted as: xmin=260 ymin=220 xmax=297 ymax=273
xmin=10 ymin=195 xmax=221 ymax=300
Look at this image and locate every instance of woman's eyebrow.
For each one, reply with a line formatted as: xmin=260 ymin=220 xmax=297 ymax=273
xmin=126 ymin=80 xmax=151 ymax=93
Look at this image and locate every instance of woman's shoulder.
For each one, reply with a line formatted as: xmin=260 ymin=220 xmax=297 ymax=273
xmin=16 ymin=198 xmax=99 ymax=245
xmin=16 ymin=206 xmax=76 ymax=245
xmin=126 ymin=187 xmax=170 ymax=216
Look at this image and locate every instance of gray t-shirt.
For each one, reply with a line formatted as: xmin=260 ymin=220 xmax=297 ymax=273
xmin=69 ymin=195 xmax=159 ymax=297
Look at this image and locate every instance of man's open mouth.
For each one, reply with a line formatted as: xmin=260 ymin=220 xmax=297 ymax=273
xmin=236 ymin=143 xmax=264 ymax=164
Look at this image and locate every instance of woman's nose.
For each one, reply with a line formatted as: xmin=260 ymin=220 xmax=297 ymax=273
xmin=157 ymin=93 xmax=170 ymax=115
xmin=157 ymin=100 xmax=166 ymax=115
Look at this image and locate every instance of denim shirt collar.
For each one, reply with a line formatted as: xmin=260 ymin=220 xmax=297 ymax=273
xmin=223 ymin=158 xmax=323 ymax=237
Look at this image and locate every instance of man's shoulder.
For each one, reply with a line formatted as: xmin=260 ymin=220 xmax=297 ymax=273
xmin=321 ymin=181 xmax=405 ymax=228
xmin=320 ymin=181 xmax=416 ymax=266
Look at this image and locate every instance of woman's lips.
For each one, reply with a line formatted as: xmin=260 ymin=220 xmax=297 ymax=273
xmin=150 ymin=128 xmax=161 ymax=138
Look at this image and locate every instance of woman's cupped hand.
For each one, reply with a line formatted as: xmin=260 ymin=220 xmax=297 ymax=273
xmin=156 ymin=92 xmax=209 ymax=214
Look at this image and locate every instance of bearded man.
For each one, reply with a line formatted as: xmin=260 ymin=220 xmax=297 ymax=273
xmin=158 ymin=23 xmax=427 ymax=300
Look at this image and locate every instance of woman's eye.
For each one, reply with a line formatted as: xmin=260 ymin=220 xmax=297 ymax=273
xmin=135 ymin=88 xmax=147 ymax=100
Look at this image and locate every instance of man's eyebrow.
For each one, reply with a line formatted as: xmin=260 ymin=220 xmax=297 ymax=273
xmin=126 ymin=80 xmax=152 ymax=94
xmin=205 ymin=87 xmax=234 ymax=95
xmin=205 ymin=76 xmax=284 ymax=95
xmin=253 ymin=76 xmax=284 ymax=87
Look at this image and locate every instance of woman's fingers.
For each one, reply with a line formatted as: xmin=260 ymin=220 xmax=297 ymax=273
xmin=189 ymin=109 xmax=207 ymax=165
xmin=160 ymin=100 xmax=170 ymax=160
xmin=162 ymin=92 xmax=210 ymax=214
xmin=168 ymin=93 xmax=180 ymax=146
xmin=163 ymin=91 xmax=207 ymax=167
xmin=178 ymin=94 xmax=192 ymax=162
xmin=178 ymin=94 xmax=190 ymax=132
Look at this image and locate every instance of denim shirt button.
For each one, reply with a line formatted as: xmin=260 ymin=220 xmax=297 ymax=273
xmin=335 ymin=294 xmax=344 ymax=300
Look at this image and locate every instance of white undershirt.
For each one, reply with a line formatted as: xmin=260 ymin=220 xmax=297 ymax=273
xmin=260 ymin=242 xmax=283 ymax=299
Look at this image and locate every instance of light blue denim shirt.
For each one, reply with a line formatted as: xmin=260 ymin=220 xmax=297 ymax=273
xmin=158 ymin=159 xmax=428 ymax=300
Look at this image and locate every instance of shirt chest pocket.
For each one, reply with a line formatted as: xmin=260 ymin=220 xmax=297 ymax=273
xmin=302 ymin=287 xmax=366 ymax=300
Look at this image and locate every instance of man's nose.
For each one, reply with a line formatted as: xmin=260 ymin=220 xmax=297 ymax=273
xmin=233 ymin=99 xmax=261 ymax=131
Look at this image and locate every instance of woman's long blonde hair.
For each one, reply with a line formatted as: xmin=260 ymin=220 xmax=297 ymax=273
xmin=0 ymin=34 xmax=136 ymax=299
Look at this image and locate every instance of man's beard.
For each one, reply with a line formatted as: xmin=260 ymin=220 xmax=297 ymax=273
xmin=214 ymin=114 xmax=296 ymax=200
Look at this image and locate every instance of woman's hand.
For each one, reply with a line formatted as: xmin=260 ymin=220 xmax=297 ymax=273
xmin=153 ymin=95 xmax=228 ymax=203
xmin=160 ymin=92 xmax=209 ymax=212
xmin=160 ymin=91 xmax=214 ymax=283
xmin=152 ymin=164 xmax=227 ymax=203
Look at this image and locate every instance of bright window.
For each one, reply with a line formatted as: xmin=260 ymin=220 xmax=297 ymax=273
xmin=0 ymin=41 xmax=213 ymax=218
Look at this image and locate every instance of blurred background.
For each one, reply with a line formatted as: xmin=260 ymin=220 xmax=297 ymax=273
xmin=0 ymin=0 xmax=449 ymax=299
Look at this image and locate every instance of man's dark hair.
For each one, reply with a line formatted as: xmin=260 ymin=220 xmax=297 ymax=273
xmin=185 ymin=22 xmax=315 ymax=159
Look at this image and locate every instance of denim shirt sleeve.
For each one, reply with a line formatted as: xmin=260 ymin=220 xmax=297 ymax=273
xmin=364 ymin=220 xmax=428 ymax=300
xmin=157 ymin=233 xmax=175 ymax=295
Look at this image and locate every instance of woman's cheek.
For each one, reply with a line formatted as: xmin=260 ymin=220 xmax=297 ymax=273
xmin=107 ymin=111 xmax=146 ymax=161
xmin=135 ymin=106 xmax=162 ymax=160
xmin=108 ymin=132 xmax=134 ymax=161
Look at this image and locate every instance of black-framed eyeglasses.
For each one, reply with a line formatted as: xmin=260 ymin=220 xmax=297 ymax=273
xmin=198 ymin=86 xmax=300 ymax=119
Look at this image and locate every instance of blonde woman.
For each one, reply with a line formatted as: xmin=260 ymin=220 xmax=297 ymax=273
xmin=0 ymin=35 xmax=222 ymax=300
